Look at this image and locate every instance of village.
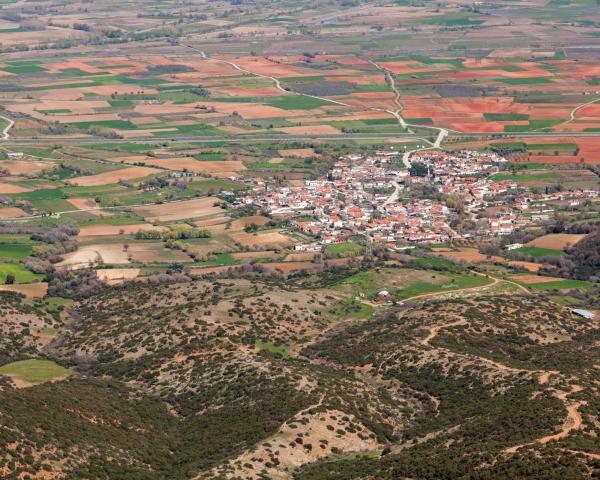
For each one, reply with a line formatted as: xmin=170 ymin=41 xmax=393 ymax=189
xmin=237 ymin=149 xmax=600 ymax=251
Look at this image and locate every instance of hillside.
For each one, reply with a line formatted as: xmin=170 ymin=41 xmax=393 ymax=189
xmin=0 ymin=269 xmax=598 ymax=479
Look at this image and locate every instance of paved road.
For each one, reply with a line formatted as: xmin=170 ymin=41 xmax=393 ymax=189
xmin=2 ymin=131 xmax=600 ymax=147
xmin=0 ymin=133 xmax=433 ymax=146
xmin=182 ymin=43 xmax=354 ymax=108
xmin=368 ymin=59 xmax=408 ymax=130
xmin=383 ymin=128 xmax=449 ymax=205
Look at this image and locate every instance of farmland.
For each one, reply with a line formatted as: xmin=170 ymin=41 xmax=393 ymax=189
xmin=0 ymin=0 xmax=597 ymax=479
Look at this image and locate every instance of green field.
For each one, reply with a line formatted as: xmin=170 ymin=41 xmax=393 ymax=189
xmin=0 ymin=244 xmax=36 ymax=260
xmin=526 ymin=279 xmax=594 ymax=291
xmin=86 ymin=143 xmax=155 ymax=152
xmin=38 ymin=109 xmax=71 ymax=114
xmin=512 ymin=246 xmax=566 ymax=258
xmin=491 ymin=141 xmax=526 ymax=151
xmin=501 ymin=77 xmax=554 ymax=85
xmin=396 ymin=273 xmax=491 ymax=300
xmin=44 ymin=296 xmax=74 ymax=313
xmin=504 ymin=120 xmax=564 ymax=132
xmin=2 ymin=64 xmax=47 ymax=74
xmin=266 ymin=95 xmax=332 ymax=110
xmin=484 ymin=113 xmax=529 ymax=121
xmin=255 ymin=341 xmax=292 ymax=357
xmin=324 ymin=242 xmax=363 ymax=257
xmin=68 ymin=119 xmax=137 ymax=130
xmin=108 ymin=99 xmax=133 ymax=107
xmin=412 ymin=257 xmax=457 ymax=270
xmin=0 ymin=359 xmax=72 ymax=384
xmin=194 ymin=152 xmax=227 ymax=161
xmin=527 ymin=143 xmax=578 ymax=151
xmin=0 ymin=234 xmax=40 ymax=260
xmin=0 ymin=263 xmax=44 ymax=284
xmin=340 ymin=269 xmax=491 ymax=300
xmin=490 ymin=172 xmax=559 ymax=182
xmin=413 ymin=13 xmax=484 ymax=26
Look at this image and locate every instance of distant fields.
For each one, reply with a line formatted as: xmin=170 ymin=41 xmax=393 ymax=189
xmin=0 ymin=44 xmax=597 ymax=140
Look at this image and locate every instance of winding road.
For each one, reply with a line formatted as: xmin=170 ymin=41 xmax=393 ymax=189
xmin=369 ymin=59 xmax=450 ymax=168
xmin=530 ymin=96 xmax=600 ymax=133
xmin=184 ymin=44 xmax=450 ymax=179
xmin=503 ymin=385 xmax=585 ymax=456
xmin=0 ymin=114 xmax=14 ymax=140
xmin=182 ymin=43 xmax=350 ymax=108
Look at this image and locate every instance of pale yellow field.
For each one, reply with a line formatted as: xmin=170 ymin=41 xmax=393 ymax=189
xmin=0 ymin=183 xmax=31 ymax=194
xmin=58 ymin=244 xmax=130 ymax=269
xmin=0 ymin=207 xmax=28 ymax=218
xmin=77 ymin=224 xmax=167 ymax=238
xmin=278 ymin=148 xmax=318 ymax=158
xmin=133 ymin=197 xmax=223 ymax=222
xmin=527 ymin=234 xmax=587 ymax=250
xmin=229 ymin=230 xmax=293 ymax=248
xmin=67 ymin=166 xmax=161 ymax=186
xmin=509 ymin=274 xmax=564 ymax=284
xmin=97 ymin=268 xmax=140 ymax=285
xmin=0 ymin=283 xmax=48 ymax=298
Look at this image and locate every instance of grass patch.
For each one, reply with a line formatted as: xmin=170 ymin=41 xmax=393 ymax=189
xmin=0 ymin=263 xmax=44 ymax=284
xmin=194 ymin=152 xmax=227 ymax=161
xmin=491 ymin=141 xmax=526 ymax=151
xmin=412 ymin=257 xmax=457 ymax=270
xmin=0 ymin=244 xmax=36 ymax=260
xmin=86 ymin=142 xmax=154 ymax=152
xmin=501 ymin=77 xmax=554 ymax=85
xmin=0 ymin=359 xmax=72 ymax=384
xmin=414 ymin=13 xmax=484 ymax=26
xmin=328 ymin=299 xmax=374 ymax=320
xmin=44 ymin=296 xmax=74 ymax=313
xmin=68 ymin=120 xmax=137 ymax=130
xmin=405 ymin=117 xmax=433 ymax=124
xmin=38 ymin=109 xmax=71 ymax=114
xmin=395 ymin=273 xmax=490 ymax=299
xmin=268 ymin=17 xmax=297 ymax=23
xmin=527 ymin=143 xmax=578 ymax=150
xmin=484 ymin=113 xmax=529 ymax=121
xmin=266 ymin=95 xmax=332 ymax=110
xmin=343 ymin=271 xmax=379 ymax=297
xmin=512 ymin=246 xmax=565 ymax=258
xmin=255 ymin=341 xmax=291 ymax=357
xmin=2 ymin=64 xmax=47 ymax=74
xmin=324 ymin=242 xmax=363 ymax=257
xmin=108 ymin=99 xmax=133 ymax=107
xmin=504 ymin=120 xmax=564 ymax=132
xmin=526 ymin=279 xmax=594 ymax=291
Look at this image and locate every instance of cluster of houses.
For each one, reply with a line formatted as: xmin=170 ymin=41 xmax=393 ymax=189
xmin=237 ymin=149 xmax=598 ymax=249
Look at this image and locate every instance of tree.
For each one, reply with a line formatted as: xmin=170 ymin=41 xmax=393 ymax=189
xmin=409 ymin=162 xmax=428 ymax=177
